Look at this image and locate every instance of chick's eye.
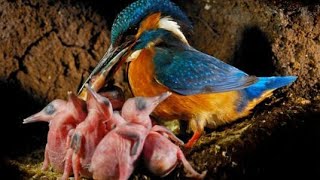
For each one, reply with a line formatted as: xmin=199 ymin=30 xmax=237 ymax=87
xmin=44 ymin=103 xmax=55 ymax=115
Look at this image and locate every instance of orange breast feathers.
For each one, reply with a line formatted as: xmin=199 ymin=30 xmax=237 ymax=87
xmin=128 ymin=48 xmax=247 ymax=128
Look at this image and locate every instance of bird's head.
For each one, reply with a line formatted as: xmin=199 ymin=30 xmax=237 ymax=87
xmin=85 ymin=84 xmax=113 ymax=120
xmin=78 ymin=0 xmax=192 ymax=96
xmin=121 ymin=92 xmax=171 ymax=127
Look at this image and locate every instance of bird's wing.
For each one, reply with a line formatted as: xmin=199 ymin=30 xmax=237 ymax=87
xmin=153 ymin=47 xmax=257 ymax=95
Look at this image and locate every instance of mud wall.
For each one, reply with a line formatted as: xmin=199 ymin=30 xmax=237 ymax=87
xmin=0 ymin=0 xmax=319 ymax=179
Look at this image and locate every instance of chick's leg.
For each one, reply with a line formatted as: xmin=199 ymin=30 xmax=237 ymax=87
xmin=177 ymin=149 xmax=207 ymax=179
xmin=61 ymin=148 xmax=73 ymax=180
xmin=41 ymin=144 xmax=50 ymax=171
xmin=151 ymin=125 xmax=184 ymax=145
xmin=72 ymin=153 xmax=81 ymax=180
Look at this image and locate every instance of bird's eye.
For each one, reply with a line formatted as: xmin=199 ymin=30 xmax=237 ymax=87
xmin=126 ymin=26 xmax=138 ymax=36
xmin=44 ymin=103 xmax=55 ymax=115
xmin=135 ymin=98 xmax=147 ymax=111
xmin=122 ymin=26 xmax=138 ymax=41
xmin=114 ymin=26 xmax=138 ymax=47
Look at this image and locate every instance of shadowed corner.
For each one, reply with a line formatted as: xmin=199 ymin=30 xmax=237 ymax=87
xmin=232 ymin=26 xmax=276 ymax=76
xmin=0 ymin=79 xmax=48 ymax=179
xmin=230 ymin=26 xmax=297 ymax=110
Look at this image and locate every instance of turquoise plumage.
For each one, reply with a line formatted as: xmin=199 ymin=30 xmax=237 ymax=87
xmin=111 ymin=0 xmax=192 ymax=44
xmin=80 ymin=0 xmax=297 ymax=147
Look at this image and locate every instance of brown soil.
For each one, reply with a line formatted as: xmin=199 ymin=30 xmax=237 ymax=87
xmin=0 ymin=0 xmax=319 ymax=179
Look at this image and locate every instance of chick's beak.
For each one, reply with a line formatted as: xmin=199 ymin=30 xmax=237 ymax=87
xmin=78 ymin=39 xmax=135 ymax=100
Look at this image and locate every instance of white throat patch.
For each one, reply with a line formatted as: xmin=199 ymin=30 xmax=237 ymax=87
xmin=158 ymin=17 xmax=189 ymax=45
xmin=126 ymin=50 xmax=142 ymax=62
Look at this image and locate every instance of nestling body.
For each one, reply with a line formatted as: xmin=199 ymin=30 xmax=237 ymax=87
xmin=143 ymin=125 xmax=206 ymax=178
xmin=61 ymin=85 xmax=121 ymax=180
xmin=90 ymin=92 xmax=171 ymax=180
xmin=23 ymin=93 xmax=87 ymax=172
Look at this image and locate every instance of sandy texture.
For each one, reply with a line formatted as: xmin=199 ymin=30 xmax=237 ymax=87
xmin=0 ymin=0 xmax=111 ymax=100
xmin=0 ymin=0 xmax=319 ymax=179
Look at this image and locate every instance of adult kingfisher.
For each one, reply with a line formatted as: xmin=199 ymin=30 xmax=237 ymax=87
xmin=78 ymin=0 xmax=297 ymax=147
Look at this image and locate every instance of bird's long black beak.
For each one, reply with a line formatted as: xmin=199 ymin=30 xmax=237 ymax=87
xmin=78 ymin=45 xmax=129 ymax=100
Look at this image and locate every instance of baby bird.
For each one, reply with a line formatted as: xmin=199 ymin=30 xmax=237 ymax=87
xmin=61 ymin=84 xmax=121 ymax=180
xmin=23 ymin=92 xmax=87 ymax=172
xmin=90 ymin=92 xmax=171 ymax=180
xmin=143 ymin=125 xmax=206 ymax=179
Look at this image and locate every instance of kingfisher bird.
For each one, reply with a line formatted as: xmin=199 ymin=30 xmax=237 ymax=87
xmin=79 ymin=0 xmax=297 ymax=147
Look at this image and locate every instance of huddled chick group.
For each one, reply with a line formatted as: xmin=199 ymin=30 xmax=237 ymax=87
xmin=23 ymin=85 xmax=206 ymax=180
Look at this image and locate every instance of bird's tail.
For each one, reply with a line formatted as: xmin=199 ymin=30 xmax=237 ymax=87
xmin=237 ymin=76 xmax=297 ymax=112
xmin=244 ymin=76 xmax=297 ymax=100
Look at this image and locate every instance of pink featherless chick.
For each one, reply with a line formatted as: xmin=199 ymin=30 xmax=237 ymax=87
xmin=61 ymin=84 xmax=124 ymax=180
xmin=98 ymin=85 xmax=125 ymax=110
xmin=143 ymin=125 xmax=207 ymax=179
xmin=23 ymin=92 xmax=87 ymax=172
xmin=90 ymin=92 xmax=171 ymax=180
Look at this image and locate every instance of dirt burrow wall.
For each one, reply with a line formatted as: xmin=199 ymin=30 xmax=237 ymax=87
xmin=1 ymin=0 xmax=319 ymax=104
xmin=185 ymin=0 xmax=319 ymax=100
xmin=0 ymin=0 xmax=319 ymax=179
xmin=0 ymin=0 xmax=110 ymax=100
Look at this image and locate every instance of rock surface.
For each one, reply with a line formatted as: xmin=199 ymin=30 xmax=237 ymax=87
xmin=0 ymin=0 xmax=319 ymax=179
